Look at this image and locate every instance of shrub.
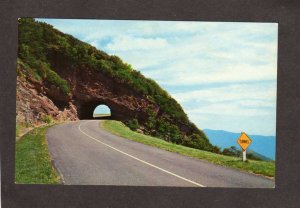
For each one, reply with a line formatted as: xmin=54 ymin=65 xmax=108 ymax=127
xmin=222 ymin=146 xmax=241 ymax=157
xmin=168 ymin=124 xmax=182 ymax=144
xmin=246 ymin=152 xmax=262 ymax=161
xmin=42 ymin=115 xmax=53 ymax=124
xmin=126 ymin=119 xmax=139 ymax=131
xmin=211 ymin=145 xmax=222 ymax=154
xmin=179 ymin=133 xmax=213 ymax=151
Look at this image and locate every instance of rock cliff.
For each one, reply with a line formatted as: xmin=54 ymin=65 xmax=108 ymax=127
xmin=17 ymin=62 xmax=155 ymax=125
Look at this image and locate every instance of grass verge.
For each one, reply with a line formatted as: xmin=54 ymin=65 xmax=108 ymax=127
xmin=102 ymin=120 xmax=275 ymax=178
xmin=16 ymin=122 xmax=32 ymax=138
xmin=15 ymin=125 xmax=60 ymax=184
xmin=16 ymin=123 xmax=22 ymax=137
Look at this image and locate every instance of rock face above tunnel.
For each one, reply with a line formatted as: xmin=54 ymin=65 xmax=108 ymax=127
xmin=17 ymin=64 xmax=155 ymax=125
xmin=63 ymin=66 xmax=156 ymax=122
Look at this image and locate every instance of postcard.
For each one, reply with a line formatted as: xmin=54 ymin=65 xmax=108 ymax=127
xmin=15 ymin=18 xmax=277 ymax=188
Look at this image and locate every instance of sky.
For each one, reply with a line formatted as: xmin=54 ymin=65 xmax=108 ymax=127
xmin=38 ymin=19 xmax=278 ymax=136
xmin=93 ymin=105 xmax=111 ymax=115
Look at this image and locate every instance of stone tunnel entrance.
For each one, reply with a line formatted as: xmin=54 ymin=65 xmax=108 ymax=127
xmin=77 ymin=101 xmax=113 ymax=120
xmin=77 ymin=100 xmax=140 ymax=121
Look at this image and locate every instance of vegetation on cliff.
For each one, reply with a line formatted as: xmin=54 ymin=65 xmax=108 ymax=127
xmin=18 ymin=18 xmax=217 ymax=152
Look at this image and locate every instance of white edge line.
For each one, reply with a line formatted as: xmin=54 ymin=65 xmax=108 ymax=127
xmin=55 ymin=162 xmax=66 ymax=184
xmin=78 ymin=121 xmax=206 ymax=187
xmin=46 ymin=131 xmax=66 ymax=184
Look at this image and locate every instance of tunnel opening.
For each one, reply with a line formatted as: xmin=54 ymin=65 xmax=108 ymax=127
xmin=77 ymin=100 xmax=138 ymax=121
xmin=78 ymin=101 xmax=113 ymax=120
xmin=93 ymin=105 xmax=111 ymax=119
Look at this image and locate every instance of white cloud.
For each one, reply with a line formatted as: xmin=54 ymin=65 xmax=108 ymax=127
xmin=172 ymin=83 xmax=276 ymax=118
xmin=104 ymin=23 xmax=277 ymax=87
xmin=186 ymin=103 xmax=272 ymax=117
xmin=173 ymin=83 xmax=276 ymax=103
xmin=106 ymin=36 xmax=168 ymax=51
xmin=147 ymin=63 xmax=277 ymax=86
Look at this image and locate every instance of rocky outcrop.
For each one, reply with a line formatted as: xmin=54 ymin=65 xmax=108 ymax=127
xmin=16 ymin=76 xmax=77 ymax=125
xmin=60 ymin=62 xmax=156 ymax=119
xmin=16 ymin=63 xmax=156 ymax=126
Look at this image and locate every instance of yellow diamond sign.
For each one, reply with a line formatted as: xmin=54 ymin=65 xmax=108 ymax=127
xmin=237 ymin=132 xmax=252 ymax=151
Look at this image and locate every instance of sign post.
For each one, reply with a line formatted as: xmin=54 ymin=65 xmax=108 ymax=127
xmin=242 ymin=149 xmax=246 ymax=162
xmin=237 ymin=132 xmax=252 ymax=162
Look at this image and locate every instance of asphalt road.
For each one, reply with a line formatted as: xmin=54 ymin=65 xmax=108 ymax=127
xmin=46 ymin=120 xmax=275 ymax=187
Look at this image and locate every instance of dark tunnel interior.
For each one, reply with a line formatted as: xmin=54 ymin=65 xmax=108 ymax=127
xmin=78 ymin=101 xmax=113 ymax=120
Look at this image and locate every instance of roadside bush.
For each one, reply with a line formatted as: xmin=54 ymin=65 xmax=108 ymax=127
xmin=167 ymin=124 xmax=182 ymax=144
xmin=211 ymin=145 xmax=222 ymax=154
xmin=222 ymin=146 xmax=241 ymax=157
xmin=42 ymin=115 xmax=53 ymax=124
xmin=126 ymin=119 xmax=139 ymax=131
xmin=246 ymin=152 xmax=262 ymax=161
xmin=153 ymin=117 xmax=183 ymax=143
xmin=186 ymin=133 xmax=212 ymax=151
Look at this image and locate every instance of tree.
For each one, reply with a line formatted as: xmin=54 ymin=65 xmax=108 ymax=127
xmin=222 ymin=146 xmax=241 ymax=157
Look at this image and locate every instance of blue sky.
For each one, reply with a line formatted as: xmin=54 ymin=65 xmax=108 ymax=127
xmin=93 ymin=105 xmax=111 ymax=115
xmin=38 ymin=19 xmax=278 ymax=136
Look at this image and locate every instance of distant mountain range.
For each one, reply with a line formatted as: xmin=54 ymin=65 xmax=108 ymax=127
xmin=204 ymin=129 xmax=276 ymax=160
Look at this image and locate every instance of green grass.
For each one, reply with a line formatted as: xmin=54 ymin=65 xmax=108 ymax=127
xmin=16 ymin=122 xmax=31 ymax=137
xmin=102 ymin=120 xmax=275 ymax=177
xmin=15 ymin=125 xmax=60 ymax=184
xmin=16 ymin=123 xmax=21 ymax=137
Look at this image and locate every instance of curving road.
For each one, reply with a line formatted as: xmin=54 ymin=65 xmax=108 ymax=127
xmin=46 ymin=120 xmax=275 ymax=187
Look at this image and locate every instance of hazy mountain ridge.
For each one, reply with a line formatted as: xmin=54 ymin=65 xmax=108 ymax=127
xmin=204 ymin=129 xmax=275 ymax=160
